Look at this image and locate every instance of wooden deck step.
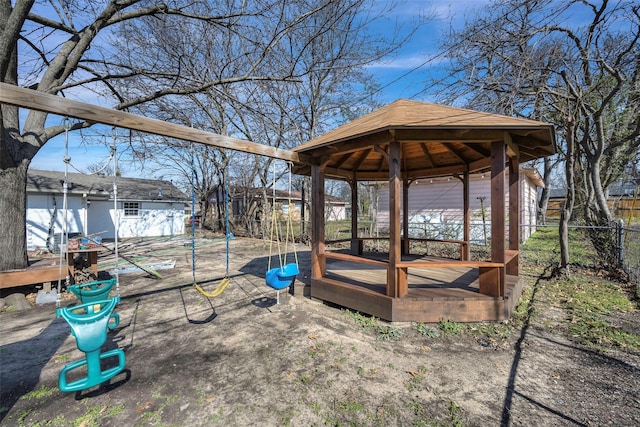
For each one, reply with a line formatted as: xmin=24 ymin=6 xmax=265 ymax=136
xmin=0 ymin=259 xmax=67 ymax=290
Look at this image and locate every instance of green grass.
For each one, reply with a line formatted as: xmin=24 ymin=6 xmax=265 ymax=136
xmin=343 ymin=309 xmax=403 ymax=341
xmin=516 ymin=227 xmax=640 ymax=352
xmin=73 ymin=406 xmax=105 ymax=427
xmin=544 ymin=274 xmax=640 ymax=350
xmin=414 ymin=322 xmax=441 ymax=338
xmin=438 ymin=320 xmax=464 ymax=336
xmin=23 ymin=385 xmax=57 ymax=400
xmin=520 ymin=225 xmax=600 ymax=267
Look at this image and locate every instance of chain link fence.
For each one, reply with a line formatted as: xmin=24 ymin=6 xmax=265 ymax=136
xmin=621 ymin=224 xmax=640 ymax=289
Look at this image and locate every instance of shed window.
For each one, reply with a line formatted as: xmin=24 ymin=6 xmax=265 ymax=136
xmin=123 ymin=202 xmax=140 ymax=217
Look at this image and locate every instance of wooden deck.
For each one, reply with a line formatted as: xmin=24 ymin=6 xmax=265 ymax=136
xmin=311 ymin=253 xmax=522 ymax=323
xmin=0 ymin=259 xmax=66 ymax=290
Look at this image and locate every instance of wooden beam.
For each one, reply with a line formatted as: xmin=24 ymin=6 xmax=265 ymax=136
xmin=0 ymin=83 xmax=301 ymax=162
xmin=504 ymin=131 xmax=520 ymax=158
xmin=463 ymin=143 xmax=491 ymax=158
xmin=334 ymin=152 xmax=353 ymax=169
xmin=352 ymin=148 xmax=372 ymax=170
xmin=388 ymin=139 xmax=403 ymax=298
xmin=402 ymin=178 xmax=410 ymax=256
xmin=419 ymin=142 xmax=436 ymax=168
xmin=469 ymin=157 xmax=491 ymax=173
xmin=463 ymin=171 xmax=471 ymax=261
xmin=0 ymin=264 xmax=64 ymax=289
xmin=322 ymin=163 xmax=469 ymax=182
xmin=350 ymin=175 xmax=360 ymax=255
xmin=324 ymin=252 xmax=388 ymax=267
xmin=297 ymin=131 xmax=393 ymax=159
xmin=373 ymin=145 xmax=390 ymax=160
xmin=491 ymin=140 xmax=506 ymax=295
xmin=508 ymin=157 xmax=520 ymax=276
xmin=441 ymin=142 xmax=468 ymax=163
xmin=311 ymin=165 xmax=326 ymax=279
xmin=393 ymin=128 xmax=506 ymax=142
xmin=405 ymin=164 xmax=466 ymax=180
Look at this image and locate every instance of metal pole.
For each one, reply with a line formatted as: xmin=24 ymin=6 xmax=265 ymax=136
xmin=618 ymin=219 xmax=625 ymax=268
xmin=112 ymin=128 xmax=120 ymax=296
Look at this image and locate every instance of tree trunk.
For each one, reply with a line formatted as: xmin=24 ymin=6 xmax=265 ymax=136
xmin=0 ymin=161 xmax=29 ymax=270
xmin=559 ymin=119 xmax=575 ymax=271
xmin=537 ymin=157 xmax=553 ymax=225
xmin=587 ymin=157 xmax=614 ymax=224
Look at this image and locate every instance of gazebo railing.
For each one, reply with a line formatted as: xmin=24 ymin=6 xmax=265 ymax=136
xmin=319 ymin=249 xmax=514 ymax=299
xmin=325 ymin=237 xmax=469 ymax=261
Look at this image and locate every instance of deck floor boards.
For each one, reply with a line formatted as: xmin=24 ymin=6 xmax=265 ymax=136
xmin=324 ymin=255 xmax=491 ymax=301
xmin=314 ymin=251 xmax=522 ymax=322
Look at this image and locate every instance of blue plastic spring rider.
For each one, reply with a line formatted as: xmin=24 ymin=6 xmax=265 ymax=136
xmin=67 ymin=279 xmax=120 ymax=330
xmin=56 ymin=298 xmax=126 ymax=392
xmin=265 ymin=263 xmax=299 ymax=304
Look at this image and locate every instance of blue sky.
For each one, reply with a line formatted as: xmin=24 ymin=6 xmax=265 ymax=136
xmin=367 ymin=0 xmax=489 ymax=103
xmin=29 ymin=0 xmax=490 ymax=176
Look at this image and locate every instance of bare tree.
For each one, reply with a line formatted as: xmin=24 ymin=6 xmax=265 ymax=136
xmin=121 ymin=0 xmax=427 ymax=238
xmin=432 ymin=0 xmax=640 ymax=268
xmin=2 ymin=0 xmax=418 ymax=269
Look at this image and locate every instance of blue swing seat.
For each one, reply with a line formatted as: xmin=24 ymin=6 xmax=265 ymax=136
xmin=265 ymin=263 xmax=299 ymax=290
xmin=56 ymin=298 xmax=126 ymax=392
xmin=67 ymin=279 xmax=120 ymax=330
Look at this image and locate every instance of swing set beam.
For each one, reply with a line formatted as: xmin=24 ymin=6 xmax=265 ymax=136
xmin=0 ymin=83 xmax=306 ymax=163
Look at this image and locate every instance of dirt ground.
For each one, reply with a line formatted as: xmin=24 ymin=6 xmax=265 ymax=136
xmin=1 ymin=235 xmax=639 ymax=426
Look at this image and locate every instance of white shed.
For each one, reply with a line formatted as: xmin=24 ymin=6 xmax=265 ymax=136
xmin=26 ymin=170 xmax=189 ymax=251
xmin=376 ymin=168 xmax=543 ymax=243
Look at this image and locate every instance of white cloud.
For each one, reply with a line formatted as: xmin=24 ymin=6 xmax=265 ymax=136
xmin=368 ymin=51 xmax=448 ymax=70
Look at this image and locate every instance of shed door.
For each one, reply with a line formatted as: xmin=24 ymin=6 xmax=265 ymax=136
xmin=87 ymin=201 xmax=115 ymax=239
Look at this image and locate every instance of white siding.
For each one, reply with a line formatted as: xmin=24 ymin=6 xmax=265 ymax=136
xmin=521 ymin=179 xmax=538 ymax=240
xmin=116 ymin=202 xmax=184 ymax=238
xmin=376 ymin=173 xmax=538 ymax=243
xmin=326 ymin=204 xmax=346 ymax=221
xmin=88 ymin=201 xmax=115 ymax=237
xmin=26 ymin=194 xmax=85 ymax=250
xmin=27 ymin=195 xmax=185 ymax=249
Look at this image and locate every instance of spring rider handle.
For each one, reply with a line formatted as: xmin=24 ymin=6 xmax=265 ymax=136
xmin=67 ymin=279 xmax=120 ymax=329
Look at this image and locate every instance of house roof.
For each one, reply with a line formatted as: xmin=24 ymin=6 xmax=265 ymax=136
xmin=293 ymin=99 xmax=556 ymax=181
xmin=521 ymin=168 xmax=545 ymax=188
xmin=27 ymin=169 xmax=189 ymax=202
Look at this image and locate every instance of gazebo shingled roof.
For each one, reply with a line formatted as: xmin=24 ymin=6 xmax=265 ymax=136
xmin=293 ymin=99 xmax=555 ymax=180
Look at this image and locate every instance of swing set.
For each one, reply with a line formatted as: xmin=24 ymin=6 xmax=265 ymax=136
xmin=0 ymin=86 xmax=306 ymax=393
xmin=52 ymin=123 xmax=301 ymax=393
xmin=191 ymin=145 xmax=232 ymax=298
xmin=265 ymin=161 xmax=299 ymax=304
xmin=54 ymin=121 xmax=126 ymax=392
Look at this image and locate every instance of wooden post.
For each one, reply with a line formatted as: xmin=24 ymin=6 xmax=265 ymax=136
xmin=508 ymin=157 xmax=520 ymax=276
xmin=301 ymin=182 xmax=306 ymax=236
xmin=388 ymin=140 xmax=404 ymax=298
xmin=491 ymin=140 xmax=506 ymax=295
xmin=463 ymin=171 xmax=470 ymax=261
xmin=311 ymin=164 xmax=326 ymax=280
xmin=402 ymin=178 xmax=410 ymax=256
xmin=350 ymin=176 xmax=361 ymax=255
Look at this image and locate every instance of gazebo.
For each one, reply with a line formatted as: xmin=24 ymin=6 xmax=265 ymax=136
xmin=293 ymin=99 xmax=556 ymax=322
